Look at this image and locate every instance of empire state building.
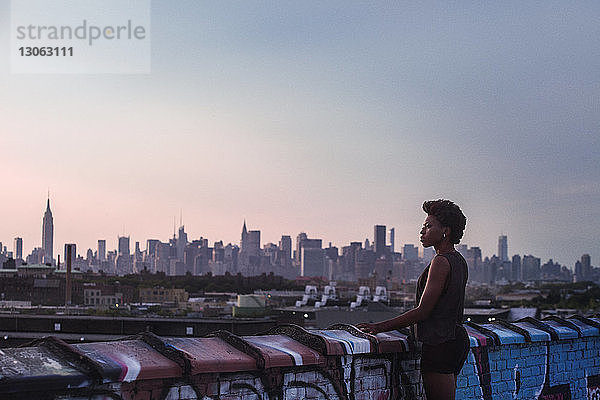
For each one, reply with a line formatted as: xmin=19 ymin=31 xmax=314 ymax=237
xmin=42 ymin=198 xmax=54 ymax=265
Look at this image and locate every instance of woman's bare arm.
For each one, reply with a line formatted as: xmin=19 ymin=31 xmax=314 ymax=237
xmin=358 ymin=255 xmax=450 ymax=334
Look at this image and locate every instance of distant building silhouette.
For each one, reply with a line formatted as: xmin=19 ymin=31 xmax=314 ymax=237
xmin=153 ymin=240 xmax=173 ymax=274
xmin=295 ymin=232 xmax=308 ymax=264
xmin=374 ymin=225 xmax=386 ymax=257
xmin=118 ymin=236 xmax=130 ymax=257
xmin=402 ymin=244 xmax=418 ymax=262
xmin=86 ymin=248 xmax=94 ymax=268
xmin=238 ymin=221 xmax=263 ymax=275
xmin=116 ymin=236 xmax=131 ymax=274
xmin=26 ymin=247 xmax=45 ymax=265
xmin=176 ymin=225 xmax=187 ymax=261
xmin=422 ymin=247 xmax=435 ymax=264
xmin=133 ymin=241 xmax=143 ymax=273
xmin=582 ymin=254 xmax=591 ymax=280
xmin=574 ymin=260 xmax=583 ymax=282
xmin=541 ymin=258 xmax=563 ymax=280
xmin=301 ymin=243 xmax=324 ymax=278
xmin=512 ymin=254 xmax=522 ymax=281
xmin=522 ymin=255 xmax=541 ymax=281
xmin=42 ymin=198 xmax=54 ymax=265
xmin=97 ymin=240 xmax=106 ymax=262
xmin=340 ymin=242 xmax=362 ymax=281
xmin=498 ymin=235 xmax=508 ymax=262
xmin=241 ymin=220 xmax=249 ymax=250
xmin=247 ymin=231 xmax=261 ymax=256
xmin=279 ymin=235 xmax=292 ymax=267
xmin=14 ymin=237 xmax=23 ymax=260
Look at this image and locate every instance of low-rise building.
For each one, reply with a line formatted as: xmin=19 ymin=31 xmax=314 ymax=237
xmin=17 ymin=264 xmax=56 ymax=278
xmin=139 ymin=287 xmax=188 ymax=304
xmin=84 ymin=285 xmax=123 ymax=308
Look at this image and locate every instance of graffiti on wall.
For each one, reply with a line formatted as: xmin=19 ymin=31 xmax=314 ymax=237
xmin=0 ymin=316 xmax=599 ymax=400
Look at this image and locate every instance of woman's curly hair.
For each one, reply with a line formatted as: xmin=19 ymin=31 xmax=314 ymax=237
xmin=422 ymin=199 xmax=467 ymax=244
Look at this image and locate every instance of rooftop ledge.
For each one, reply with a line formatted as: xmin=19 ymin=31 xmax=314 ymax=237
xmin=1 ymin=315 xmax=599 ymax=399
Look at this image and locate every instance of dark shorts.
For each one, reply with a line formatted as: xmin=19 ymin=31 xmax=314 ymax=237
xmin=420 ymin=325 xmax=470 ymax=375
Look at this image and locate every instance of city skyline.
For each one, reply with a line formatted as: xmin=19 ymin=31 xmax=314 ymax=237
xmin=1 ymin=2 xmax=599 ymax=268
xmin=0 ymin=195 xmax=593 ymax=270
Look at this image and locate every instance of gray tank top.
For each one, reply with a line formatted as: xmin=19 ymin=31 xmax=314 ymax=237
xmin=415 ymin=251 xmax=468 ymax=345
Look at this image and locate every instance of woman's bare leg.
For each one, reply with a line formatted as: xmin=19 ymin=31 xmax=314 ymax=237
xmin=422 ymin=372 xmax=456 ymax=400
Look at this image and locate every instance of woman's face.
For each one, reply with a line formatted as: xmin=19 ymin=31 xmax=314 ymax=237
xmin=419 ymin=215 xmax=445 ymax=248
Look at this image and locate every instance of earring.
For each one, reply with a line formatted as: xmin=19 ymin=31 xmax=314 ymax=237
xmin=443 ymin=233 xmax=446 ymax=239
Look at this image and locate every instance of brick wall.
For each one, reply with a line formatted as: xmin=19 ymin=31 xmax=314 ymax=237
xmin=0 ymin=316 xmax=598 ymax=399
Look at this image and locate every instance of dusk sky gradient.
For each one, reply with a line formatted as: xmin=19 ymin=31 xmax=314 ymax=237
xmin=1 ymin=1 xmax=599 ymax=268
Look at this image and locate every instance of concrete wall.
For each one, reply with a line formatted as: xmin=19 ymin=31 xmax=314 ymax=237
xmin=0 ymin=314 xmax=277 ymax=346
xmin=0 ymin=316 xmax=598 ymax=399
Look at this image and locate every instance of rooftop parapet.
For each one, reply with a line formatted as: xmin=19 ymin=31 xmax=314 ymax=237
xmin=0 ymin=315 xmax=598 ymax=399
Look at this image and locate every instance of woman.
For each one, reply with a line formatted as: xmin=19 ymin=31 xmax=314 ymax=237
xmin=358 ymin=199 xmax=469 ymax=400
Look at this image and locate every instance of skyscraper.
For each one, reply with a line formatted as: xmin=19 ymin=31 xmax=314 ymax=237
xmin=512 ymin=254 xmax=522 ymax=282
xmin=389 ymin=228 xmax=395 ymax=254
xmin=498 ymin=235 xmax=508 ymax=262
xmin=575 ymin=260 xmax=583 ymax=281
xmin=42 ymin=198 xmax=54 ymax=265
xmin=241 ymin=220 xmax=248 ymax=249
xmin=133 ymin=241 xmax=143 ymax=273
xmin=118 ymin=236 xmax=130 ymax=257
xmin=403 ymin=244 xmax=418 ymax=261
xmin=176 ymin=225 xmax=187 ymax=261
xmin=98 ymin=240 xmax=106 ymax=262
xmin=374 ymin=225 xmax=386 ymax=257
xmin=116 ymin=236 xmax=131 ymax=274
xmin=581 ymin=254 xmax=591 ymax=279
xmin=279 ymin=235 xmax=292 ymax=265
xmin=14 ymin=237 xmax=23 ymax=260
xmin=301 ymin=245 xmax=324 ymax=277
xmin=522 ymin=255 xmax=541 ymax=281
xmin=299 ymin=238 xmax=322 ymax=261
xmin=422 ymin=247 xmax=435 ymax=264
xmin=247 ymin=231 xmax=261 ymax=256
xmin=295 ymin=232 xmax=308 ymax=264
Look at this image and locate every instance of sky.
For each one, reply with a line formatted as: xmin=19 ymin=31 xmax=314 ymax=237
xmin=1 ymin=1 xmax=599 ymax=268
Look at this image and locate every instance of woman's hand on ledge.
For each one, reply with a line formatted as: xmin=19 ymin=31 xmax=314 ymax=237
xmin=357 ymin=322 xmax=382 ymax=335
